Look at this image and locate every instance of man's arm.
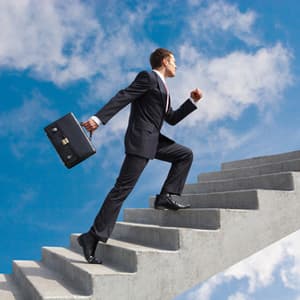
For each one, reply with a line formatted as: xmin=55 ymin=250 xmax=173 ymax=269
xmin=95 ymin=71 xmax=153 ymax=125
xmin=165 ymin=88 xmax=203 ymax=125
xmin=82 ymin=71 xmax=154 ymax=133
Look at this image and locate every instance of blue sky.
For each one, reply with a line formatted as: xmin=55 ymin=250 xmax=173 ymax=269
xmin=0 ymin=0 xmax=300 ymax=299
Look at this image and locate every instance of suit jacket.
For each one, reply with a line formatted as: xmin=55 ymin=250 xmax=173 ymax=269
xmin=95 ymin=70 xmax=197 ymax=159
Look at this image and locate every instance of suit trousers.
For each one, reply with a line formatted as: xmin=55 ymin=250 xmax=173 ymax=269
xmin=90 ymin=140 xmax=193 ymax=242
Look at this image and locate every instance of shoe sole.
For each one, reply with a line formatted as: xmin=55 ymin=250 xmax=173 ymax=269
xmin=154 ymin=205 xmax=179 ymax=211
xmin=154 ymin=205 xmax=191 ymax=210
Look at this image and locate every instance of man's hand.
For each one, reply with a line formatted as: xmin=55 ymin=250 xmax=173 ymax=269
xmin=81 ymin=118 xmax=99 ymax=134
xmin=190 ymin=88 xmax=203 ymax=102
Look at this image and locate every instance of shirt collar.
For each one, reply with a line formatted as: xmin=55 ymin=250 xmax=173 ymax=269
xmin=152 ymin=69 xmax=166 ymax=84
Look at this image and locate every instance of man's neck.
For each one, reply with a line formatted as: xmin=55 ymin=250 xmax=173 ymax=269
xmin=153 ymin=67 xmax=167 ymax=79
xmin=153 ymin=69 xmax=167 ymax=82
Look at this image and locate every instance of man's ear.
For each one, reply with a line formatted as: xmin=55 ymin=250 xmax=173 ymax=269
xmin=162 ymin=58 xmax=169 ymax=67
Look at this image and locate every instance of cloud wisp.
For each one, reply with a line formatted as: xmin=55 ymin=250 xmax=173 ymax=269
xmin=191 ymin=0 xmax=259 ymax=46
xmin=0 ymin=92 xmax=58 ymax=158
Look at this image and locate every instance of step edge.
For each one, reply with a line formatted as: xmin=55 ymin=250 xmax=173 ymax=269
xmin=198 ymin=159 xmax=300 ymax=182
xmin=221 ymin=150 xmax=300 ymax=170
xmin=187 ymin=171 xmax=295 ymax=186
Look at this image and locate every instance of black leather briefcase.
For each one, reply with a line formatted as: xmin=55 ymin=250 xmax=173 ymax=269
xmin=44 ymin=112 xmax=96 ymax=169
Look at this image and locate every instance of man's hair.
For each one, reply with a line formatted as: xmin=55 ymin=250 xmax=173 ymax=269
xmin=150 ymin=48 xmax=173 ymax=69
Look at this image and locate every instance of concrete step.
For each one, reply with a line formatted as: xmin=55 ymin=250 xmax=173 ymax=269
xmin=111 ymin=222 xmax=180 ymax=250
xmin=12 ymin=260 xmax=91 ymax=300
xmin=149 ymin=190 xmax=259 ymax=210
xmin=222 ymin=150 xmax=300 ymax=170
xmin=198 ymin=159 xmax=300 ymax=182
xmin=124 ymin=208 xmax=220 ymax=229
xmin=70 ymin=235 xmax=173 ymax=273
xmin=0 ymin=274 xmax=22 ymax=300
xmin=42 ymin=246 xmax=133 ymax=295
xmin=183 ymin=172 xmax=295 ymax=194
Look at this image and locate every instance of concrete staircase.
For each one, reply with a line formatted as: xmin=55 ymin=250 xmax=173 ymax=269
xmin=2 ymin=150 xmax=300 ymax=300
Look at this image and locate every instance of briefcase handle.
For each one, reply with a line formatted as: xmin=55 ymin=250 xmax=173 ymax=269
xmin=80 ymin=122 xmax=93 ymax=139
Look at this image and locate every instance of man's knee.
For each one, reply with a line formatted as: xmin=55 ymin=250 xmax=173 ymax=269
xmin=183 ymin=147 xmax=193 ymax=162
xmin=188 ymin=148 xmax=193 ymax=161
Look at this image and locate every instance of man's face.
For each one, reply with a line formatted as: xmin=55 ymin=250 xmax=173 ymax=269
xmin=165 ymin=54 xmax=176 ymax=77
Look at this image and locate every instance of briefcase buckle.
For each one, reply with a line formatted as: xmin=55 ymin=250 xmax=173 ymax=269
xmin=61 ymin=137 xmax=69 ymax=145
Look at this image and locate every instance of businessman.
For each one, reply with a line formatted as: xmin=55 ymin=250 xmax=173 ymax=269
xmin=78 ymin=48 xmax=203 ymax=264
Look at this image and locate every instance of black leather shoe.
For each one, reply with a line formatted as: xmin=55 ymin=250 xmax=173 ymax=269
xmin=77 ymin=232 xmax=102 ymax=264
xmin=154 ymin=193 xmax=191 ymax=210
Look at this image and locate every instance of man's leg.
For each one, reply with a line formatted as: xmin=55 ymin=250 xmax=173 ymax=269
xmin=90 ymin=154 xmax=148 ymax=242
xmin=154 ymin=138 xmax=193 ymax=210
xmin=155 ymin=140 xmax=193 ymax=195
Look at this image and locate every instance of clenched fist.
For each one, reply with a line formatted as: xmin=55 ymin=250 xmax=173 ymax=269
xmin=190 ymin=88 xmax=203 ymax=102
xmin=81 ymin=118 xmax=99 ymax=134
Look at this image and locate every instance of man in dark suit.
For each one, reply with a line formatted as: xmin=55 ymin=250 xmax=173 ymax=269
xmin=78 ymin=48 xmax=203 ymax=264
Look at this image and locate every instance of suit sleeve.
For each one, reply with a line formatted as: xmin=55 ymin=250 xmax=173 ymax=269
xmin=95 ymin=71 xmax=154 ymax=125
xmin=164 ymin=99 xmax=197 ymax=125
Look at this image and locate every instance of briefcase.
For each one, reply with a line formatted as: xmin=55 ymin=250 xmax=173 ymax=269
xmin=44 ymin=112 xmax=96 ymax=169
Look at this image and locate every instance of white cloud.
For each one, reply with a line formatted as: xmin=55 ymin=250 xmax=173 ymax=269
xmin=189 ymin=0 xmax=259 ymax=45
xmin=224 ymin=241 xmax=285 ymax=293
xmin=280 ymin=232 xmax=300 ymax=290
xmin=169 ymin=42 xmax=292 ymax=126
xmin=228 ymin=292 xmax=250 ymax=300
xmin=0 ymin=0 xmax=102 ymax=84
xmin=171 ymin=125 xmax=257 ymax=156
xmin=184 ymin=275 xmax=225 ymax=300
xmin=181 ymin=230 xmax=300 ymax=300
xmin=224 ymin=231 xmax=300 ymax=294
xmin=0 ymin=0 xmax=154 ymax=87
